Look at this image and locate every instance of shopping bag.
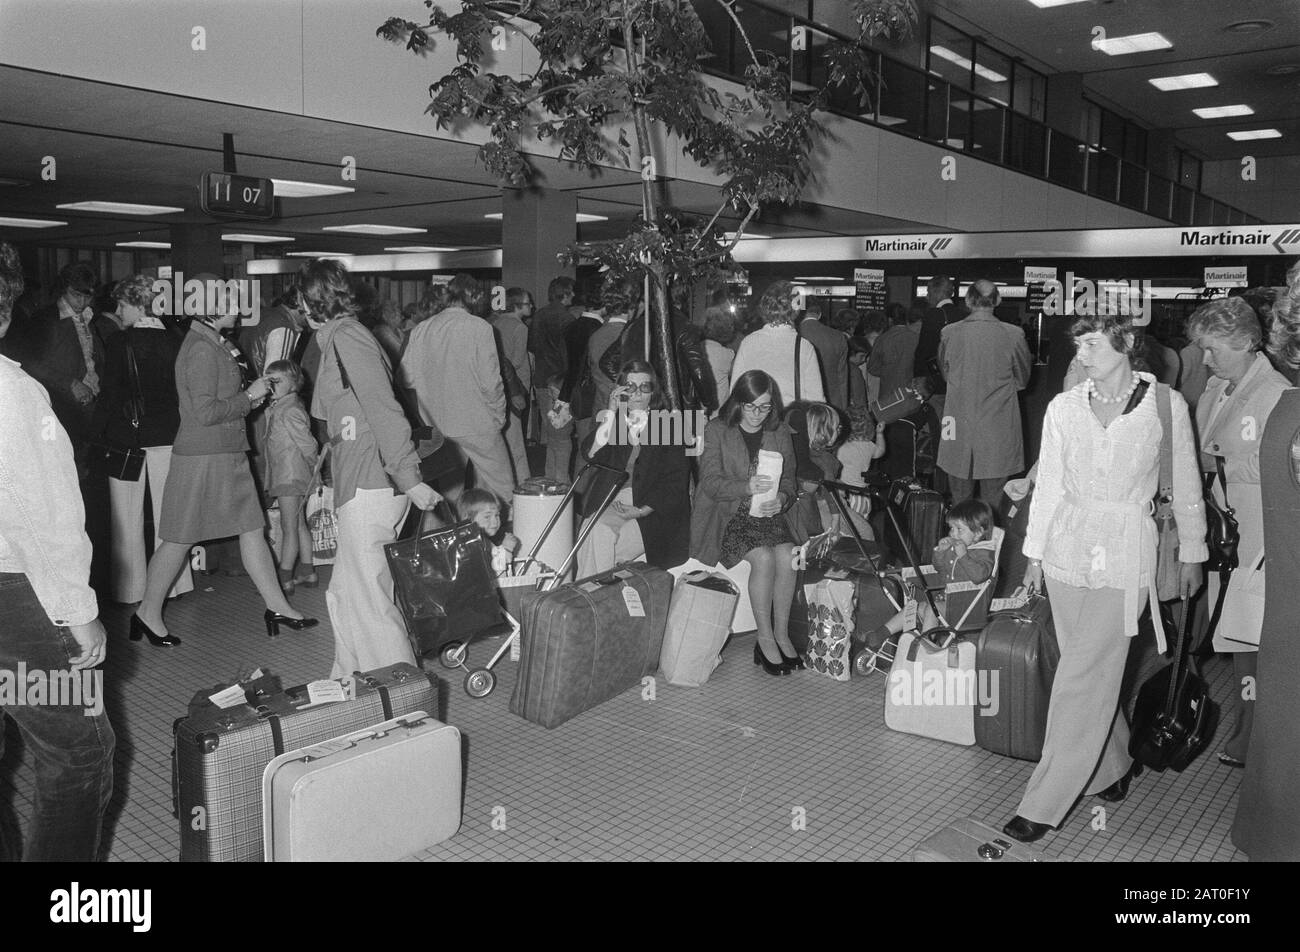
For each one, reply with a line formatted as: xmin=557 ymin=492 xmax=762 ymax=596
xmin=803 ymin=576 xmax=857 ymax=681
xmin=305 ymin=486 xmax=337 ymax=565
xmin=660 ymin=571 xmax=739 ymax=687
xmin=383 ymin=513 xmax=504 ymax=657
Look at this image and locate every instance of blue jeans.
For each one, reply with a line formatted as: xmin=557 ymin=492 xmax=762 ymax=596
xmin=0 ymin=572 xmax=115 ymax=862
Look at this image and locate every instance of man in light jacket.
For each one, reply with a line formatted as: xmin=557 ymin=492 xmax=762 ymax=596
xmin=402 ymin=273 xmax=515 ymax=508
xmin=937 ymin=279 xmax=1032 ymax=503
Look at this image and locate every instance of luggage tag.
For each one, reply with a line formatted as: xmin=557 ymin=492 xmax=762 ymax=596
xmin=903 ymin=598 xmax=919 ymax=631
xmin=990 ymin=595 xmax=1029 ymax=613
xmin=622 ymin=585 xmax=646 ymax=618
xmin=305 ymin=680 xmax=349 ymax=706
xmin=209 ymin=684 xmax=248 ymax=709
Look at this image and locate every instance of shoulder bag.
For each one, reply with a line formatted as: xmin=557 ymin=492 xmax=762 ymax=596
xmin=96 ymin=339 xmax=146 ymax=481
xmin=1153 ymin=383 xmax=1183 ymax=601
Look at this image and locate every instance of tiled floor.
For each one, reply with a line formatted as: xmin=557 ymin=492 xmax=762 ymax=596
xmin=1 ymin=566 xmax=1247 ymax=862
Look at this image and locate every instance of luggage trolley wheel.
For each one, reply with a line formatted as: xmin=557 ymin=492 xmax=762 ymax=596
xmin=853 ymin=649 xmax=877 ymax=677
xmin=464 ymin=668 xmax=496 ymax=698
xmin=439 ymin=641 xmax=466 ymax=669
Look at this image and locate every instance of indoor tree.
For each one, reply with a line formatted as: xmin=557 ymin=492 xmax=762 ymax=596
xmin=378 ymin=0 xmax=918 ymax=407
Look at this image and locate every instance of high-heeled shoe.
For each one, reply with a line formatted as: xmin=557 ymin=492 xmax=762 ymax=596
xmin=777 ymin=646 xmax=806 ymax=670
xmin=753 ymin=643 xmax=792 ymax=676
xmin=264 ymin=610 xmax=319 ymax=638
xmin=129 ymin=614 xmax=181 ymax=648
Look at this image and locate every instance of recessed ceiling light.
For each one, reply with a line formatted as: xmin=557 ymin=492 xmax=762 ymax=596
xmin=1093 ymin=32 xmax=1172 ymax=56
xmin=57 ymin=201 xmax=185 ymax=215
xmin=0 ymin=177 xmax=32 ymax=188
xmin=794 ymin=276 xmax=846 ymax=281
xmin=484 ymin=212 xmax=609 ymax=222
xmin=271 ymin=179 xmax=356 ymax=198
xmin=322 ymin=224 xmax=426 ymax=235
xmin=1265 ymin=64 xmax=1300 ymax=76
xmin=285 ymin=251 xmax=354 ymax=258
xmin=223 ymin=233 xmax=296 ymax=243
xmin=929 ymin=46 xmax=1008 ymax=83
xmin=1224 ymin=19 xmax=1273 ymax=34
xmin=1227 ymin=129 xmax=1282 ymax=141
xmin=0 ymin=216 xmax=66 ymax=228
xmin=1150 ymin=73 xmax=1217 ymax=91
xmin=1026 ymin=0 xmax=1090 ymax=7
xmin=723 ymin=231 xmax=770 ymax=240
xmin=116 ymin=241 xmax=171 ymax=249
xmin=384 ymin=246 xmax=459 ymax=252
xmin=1193 ymin=105 xmax=1255 ymax=119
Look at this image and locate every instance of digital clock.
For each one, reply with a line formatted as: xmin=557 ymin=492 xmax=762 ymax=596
xmin=200 ymin=172 xmax=275 ymax=220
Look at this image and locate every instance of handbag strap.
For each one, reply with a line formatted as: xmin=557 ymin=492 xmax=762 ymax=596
xmin=794 ymin=320 xmax=804 ymax=403
xmin=1215 ymin=455 xmax=1232 ymax=511
xmin=124 ymin=338 xmax=143 ymax=428
xmin=1155 ymin=382 xmax=1173 ymax=500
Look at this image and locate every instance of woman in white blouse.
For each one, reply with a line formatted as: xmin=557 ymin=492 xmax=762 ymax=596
xmin=1003 ymin=313 xmax=1207 ymax=844
xmin=729 ymin=282 xmax=825 ymax=406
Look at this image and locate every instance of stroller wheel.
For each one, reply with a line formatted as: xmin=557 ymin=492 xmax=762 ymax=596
xmin=464 ymin=669 xmax=496 ymax=698
xmin=439 ymin=642 xmax=466 ymax=669
xmin=854 ymin=650 xmax=878 ymax=676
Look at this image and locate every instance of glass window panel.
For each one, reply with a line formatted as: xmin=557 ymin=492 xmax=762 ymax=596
xmin=973 ymin=44 xmax=1011 ymax=106
xmin=877 ymin=55 xmax=928 ymax=136
xmin=927 ymin=77 xmax=953 ymax=143
xmin=1089 ymin=149 xmax=1119 ymax=201
xmin=1007 ymin=113 xmax=1047 ymax=175
xmin=1148 ymin=174 xmax=1174 ymax=220
xmin=969 ymin=94 xmax=1005 ymax=159
xmin=928 ymin=18 xmax=974 ymax=90
xmin=1119 ymin=160 xmax=1146 ymax=211
xmin=1099 ymin=109 xmax=1124 ymax=155
xmin=693 ymin=0 xmax=733 ymax=73
xmin=1048 ymin=131 xmax=1087 ymax=191
xmin=1171 ymin=184 xmax=1195 ymax=225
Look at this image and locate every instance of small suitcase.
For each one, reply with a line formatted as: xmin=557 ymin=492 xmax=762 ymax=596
xmin=262 ymin=711 xmax=461 ymax=862
xmin=510 ymin=562 xmax=673 ymax=728
xmin=174 ymin=663 xmax=437 ymax=862
xmin=884 ymin=630 xmax=977 ymax=745
xmin=885 ymin=478 xmax=946 ymax=570
xmin=973 ymin=594 xmax=1060 ymax=761
xmin=911 ymin=818 xmax=1051 ymax=862
xmin=660 ymin=570 xmax=739 ymax=687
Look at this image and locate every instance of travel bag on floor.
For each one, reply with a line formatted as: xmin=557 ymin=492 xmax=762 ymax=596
xmin=789 ymin=563 xmax=905 ymax=656
xmin=262 ymin=711 xmax=461 ymax=862
xmin=173 ymin=663 xmax=437 ymax=862
xmin=884 ymin=630 xmax=977 ymax=745
xmin=660 ymin=570 xmax=739 ymax=687
xmin=884 ymin=478 xmax=946 ymax=570
xmin=911 ymin=818 xmax=1050 ymax=862
xmin=803 ymin=574 xmax=857 ymax=680
xmin=973 ymin=594 xmax=1059 ymax=761
xmin=510 ymin=562 xmax=673 ymax=728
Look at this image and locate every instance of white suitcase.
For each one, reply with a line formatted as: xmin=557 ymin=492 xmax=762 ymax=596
xmin=262 ymin=711 xmax=461 ymax=862
xmin=884 ymin=630 xmax=977 ymax=745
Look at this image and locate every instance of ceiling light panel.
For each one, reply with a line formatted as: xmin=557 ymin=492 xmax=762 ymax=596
xmin=1192 ymin=105 xmax=1254 ymax=119
xmin=271 ymin=179 xmax=356 ymax=198
xmin=1226 ymin=129 xmax=1281 ymax=141
xmin=1093 ymin=32 xmax=1172 ymax=56
xmin=57 ymin=201 xmax=185 ymax=215
xmin=0 ymin=216 xmax=66 ymax=228
xmin=321 ymin=224 xmax=426 ymax=235
xmin=1149 ymin=73 xmax=1217 ymax=91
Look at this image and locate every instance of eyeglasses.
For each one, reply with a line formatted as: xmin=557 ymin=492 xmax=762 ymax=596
xmin=742 ymin=402 xmax=773 ymax=415
xmin=623 ymin=383 xmax=655 ymax=394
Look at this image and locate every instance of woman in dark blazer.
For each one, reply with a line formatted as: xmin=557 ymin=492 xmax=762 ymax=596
xmin=575 ymin=360 xmax=691 ymax=577
xmin=132 ymin=284 xmax=314 ymax=646
xmin=691 ymin=370 xmax=800 ymax=675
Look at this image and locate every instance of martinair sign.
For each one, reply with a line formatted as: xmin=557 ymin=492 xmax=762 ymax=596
xmin=729 ymin=225 xmax=1300 ymax=263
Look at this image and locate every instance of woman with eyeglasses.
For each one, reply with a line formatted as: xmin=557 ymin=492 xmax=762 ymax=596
xmin=132 ymin=277 xmax=315 ymax=647
xmin=691 ymin=370 xmax=801 ymax=675
xmin=574 ymin=360 xmax=691 ymax=578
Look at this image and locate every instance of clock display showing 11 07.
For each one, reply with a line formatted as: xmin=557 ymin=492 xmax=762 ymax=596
xmin=200 ymin=171 xmax=275 ymax=220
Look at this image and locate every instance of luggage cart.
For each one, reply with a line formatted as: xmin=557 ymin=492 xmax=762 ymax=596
xmin=438 ymin=460 xmax=629 ymax=698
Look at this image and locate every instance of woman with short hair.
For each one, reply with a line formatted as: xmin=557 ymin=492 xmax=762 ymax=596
xmin=691 ymin=370 xmax=801 ymax=675
xmin=1188 ymin=296 xmax=1289 ymax=766
xmin=729 ymin=281 xmax=825 ymax=405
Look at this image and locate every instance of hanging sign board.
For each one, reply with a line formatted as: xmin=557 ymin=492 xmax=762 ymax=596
xmin=854 ymin=267 xmax=886 ymax=310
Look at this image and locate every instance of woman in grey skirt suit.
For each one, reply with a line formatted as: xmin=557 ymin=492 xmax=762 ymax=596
xmin=131 ymin=293 xmax=315 ymax=646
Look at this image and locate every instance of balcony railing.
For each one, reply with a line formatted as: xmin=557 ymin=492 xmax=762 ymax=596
xmin=692 ymin=1 xmax=1261 ymax=227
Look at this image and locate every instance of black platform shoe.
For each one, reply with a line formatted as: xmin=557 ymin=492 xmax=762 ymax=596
xmin=264 ymin=610 xmax=320 ymax=638
xmin=129 ymin=614 xmax=181 ymax=648
xmin=777 ymin=646 xmax=806 ymax=670
xmin=1096 ymin=764 xmax=1142 ymax=802
xmin=1002 ymin=815 xmax=1052 ymax=843
xmin=753 ymin=643 xmax=793 ymax=676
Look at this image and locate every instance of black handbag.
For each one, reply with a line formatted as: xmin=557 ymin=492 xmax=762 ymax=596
xmin=1129 ymin=598 xmax=1218 ymax=772
xmin=96 ymin=340 xmax=146 ymax=481
xmin=1203 ymin=459 xmax=1240 ymax=573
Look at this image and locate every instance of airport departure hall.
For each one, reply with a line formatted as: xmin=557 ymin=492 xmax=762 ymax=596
xmin=1 ymin=0 xmax=1298 ymax=892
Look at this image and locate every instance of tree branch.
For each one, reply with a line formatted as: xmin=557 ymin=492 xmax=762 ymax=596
xmin=712 ymin=0 xmax=762 ymax=71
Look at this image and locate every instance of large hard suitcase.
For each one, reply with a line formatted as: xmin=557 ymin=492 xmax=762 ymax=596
xmin=884 ymin=478 xmax=946 ymax=569
xmin=660 ymin=570 xmax=739 ymax=688
xmin=174 ymin=663 xmax=437 ymax=862
xmin=262 ymin=711 xmax=461 ymax=862
xmin=884 ymin=630 xmax=977 ymax=745
xmin=973 ymin=594 xmax=1059 ymax=760
xmin=509 ymin=562 xmax=673 ymax=728
xmin=911 ymin=818 xmax=1050 ymax=862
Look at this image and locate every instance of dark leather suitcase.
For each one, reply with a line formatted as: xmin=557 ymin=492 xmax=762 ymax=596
xmin=509 ymin=562 xmax=672 ymax=728
xmin=973 ymin=594 xmax=1059 ymax=761
xmin=173 ymin=663 xmax=437 ymax=862
xmin=885 ymin=478 xmax=946 ymax=568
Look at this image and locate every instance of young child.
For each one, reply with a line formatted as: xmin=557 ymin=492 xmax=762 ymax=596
xmin=833 ymin=404 xmax=887 ymax=539
xmin=458 ymin=489 xmax=520 ymax=575
xmin=854 ymin=499 xmax=998 ymax=652
xmin=263 ymin=359 xmax=319 ymax=592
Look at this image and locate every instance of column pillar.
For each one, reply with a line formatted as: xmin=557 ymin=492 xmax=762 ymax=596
xmin=501 ymin=188 xmax=576 ymax=301
xmin=168 ymin=222 xmax=225 ymax=277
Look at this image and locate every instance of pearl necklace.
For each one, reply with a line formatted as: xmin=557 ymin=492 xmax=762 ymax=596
xmin=1087 ymin=374 xmax=1139 ymax=405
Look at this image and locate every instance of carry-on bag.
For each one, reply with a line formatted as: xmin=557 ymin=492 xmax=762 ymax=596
xmin=384 ymin=504 xmax=504 ymax=659
xmin=803 ymin=574 xmax=857 ymax=680
xmin=911 ymin=818 xmax=1050 ymax=862
xmin=884 ymin=629 xmax=977 ymax=745
xmin=1129 ymin=597 xmax=1218 ymax=772
xmin=660 ymin=570 xmax=739 ymax=687
xmin=510 ymin=562 xmax=674 ymax=728
xmin=884 ymin=478 xmax=946 ymax=570
xmin=789 ymin=563 xmax=904 ymax=657
xmin=173 ymin=663 xmax=436 ymax=862
xmin=262 ymin=711 xmax=461 ymax=862
xmin=973 ymin=593 xmax=1059 ymax=761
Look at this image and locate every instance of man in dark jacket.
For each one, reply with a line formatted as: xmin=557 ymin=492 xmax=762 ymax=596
xmin=799 ymin=308 xmax=850 ymax=410
xmin=913 ymin=276 xmax=964 ymax=395
xmin=528 ymin=276 xmax=577 ymax=481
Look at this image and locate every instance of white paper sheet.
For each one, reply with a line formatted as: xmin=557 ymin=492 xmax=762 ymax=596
xmin=749 ymin=449 xmax=784 ymax=517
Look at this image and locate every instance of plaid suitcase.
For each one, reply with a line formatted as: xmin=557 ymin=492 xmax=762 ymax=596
xmin=174 ymin=663 xmax=437 ymax=862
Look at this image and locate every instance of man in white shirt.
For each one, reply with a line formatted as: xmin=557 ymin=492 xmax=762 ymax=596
xmin=0 ymin=242 xmax=115 ymax=861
